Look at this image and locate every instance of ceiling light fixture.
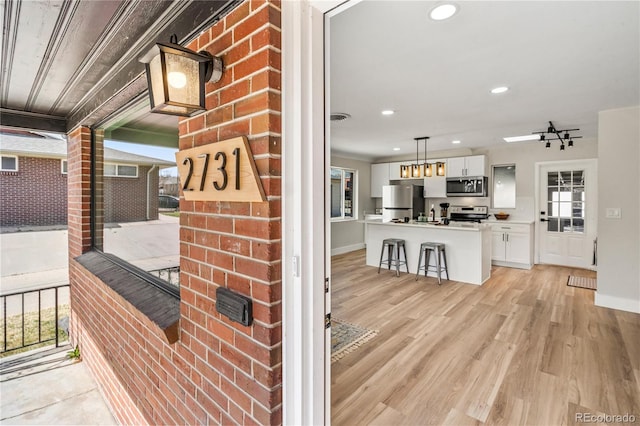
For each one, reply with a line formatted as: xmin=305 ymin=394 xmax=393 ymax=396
xmin=393 ymin=147 xmax=401 ymax=151
xmin=419 ymin=136 xmax=432 ymax=177
xmin=491 ymin=86 xmax=509 ymax=94
xmin=532 ymin=121 xmax=581 ymax=151
xmin=430 ymin=3 xmax=458 ymax=21
xmin=139 ymin=34 xmax=223 ymax=117
xmin=503 ymin=134 xmax=541 ymax=143
xmin=452 ymin=140 xmax=461 ymax=144
xmin=381 ymin=110 xmax=395 ymax=116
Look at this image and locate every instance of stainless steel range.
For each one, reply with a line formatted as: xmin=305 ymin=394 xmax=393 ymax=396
xmin=449 ymin=206 xmax=489 ymax=223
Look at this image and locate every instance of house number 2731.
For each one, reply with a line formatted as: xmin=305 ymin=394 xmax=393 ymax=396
xmin=182 ymin=148 xmax=241 ymax=192
xmin=175 ymin=136 xmax=266 ymax=202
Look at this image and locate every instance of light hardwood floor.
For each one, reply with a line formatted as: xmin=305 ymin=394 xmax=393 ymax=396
xmin=331 ymin=249 xmax=640 ymax=425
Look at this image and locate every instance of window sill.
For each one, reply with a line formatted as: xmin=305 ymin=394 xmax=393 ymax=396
xmin=75 ymin=250 xmax=180 ymax=344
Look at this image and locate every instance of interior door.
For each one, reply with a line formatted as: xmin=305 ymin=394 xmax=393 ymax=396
xmin=538 ymin=160 xmax=597 ymax=269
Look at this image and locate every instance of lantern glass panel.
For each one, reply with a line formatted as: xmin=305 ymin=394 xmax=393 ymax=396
xmin=165 ymin=52 xmax=201 ymax=107
xmin=148 ymin=54 xmax=166 ymax=108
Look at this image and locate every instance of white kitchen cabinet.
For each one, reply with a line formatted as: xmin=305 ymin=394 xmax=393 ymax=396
xmin=370 ymin=163 xmax=390 ymax=197
xmin=447 ymin=155 xmax=486 ymax=177
xmin=423 ymin=172 xmax=446 ymax=197
xmin=489 ymin=222 xmax=534 ymax=269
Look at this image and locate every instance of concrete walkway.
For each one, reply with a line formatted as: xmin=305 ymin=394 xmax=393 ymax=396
xmin=0 ymin=347 xmax=116 ymax=425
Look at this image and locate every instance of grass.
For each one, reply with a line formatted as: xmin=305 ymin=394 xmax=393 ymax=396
xmin=161 ymin=211 xmax=180 ymax=217
xmin=1 ymin=305 xmax=70 ymax=357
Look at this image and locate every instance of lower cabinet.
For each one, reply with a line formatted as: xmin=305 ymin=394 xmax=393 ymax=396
xmin=490 ymin=222 xmax=533 ymax=269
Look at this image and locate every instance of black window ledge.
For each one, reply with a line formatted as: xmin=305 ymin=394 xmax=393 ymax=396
xmin=75 ymin=250 xmax=180 ymax=343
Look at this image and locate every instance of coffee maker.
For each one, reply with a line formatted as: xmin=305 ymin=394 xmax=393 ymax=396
xmin=439 ymin=203 xmax=450 ymax=224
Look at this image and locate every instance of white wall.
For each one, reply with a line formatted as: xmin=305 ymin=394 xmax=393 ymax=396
xmin=596 ymin=106 xmax=640 ymax=313
xmin=330 ymin=155 xmax=376 ymax=254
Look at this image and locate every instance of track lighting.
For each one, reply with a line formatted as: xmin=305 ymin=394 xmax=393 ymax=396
xmin=533 ymin=121 xmax=581 ymax=151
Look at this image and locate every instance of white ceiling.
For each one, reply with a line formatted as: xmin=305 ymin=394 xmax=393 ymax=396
xmin=329 ymin=1 xmax=640 ymax=161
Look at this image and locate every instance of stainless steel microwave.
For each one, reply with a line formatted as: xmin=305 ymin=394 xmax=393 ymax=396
xmin=446 ymin=177 xmax=488 ymax=197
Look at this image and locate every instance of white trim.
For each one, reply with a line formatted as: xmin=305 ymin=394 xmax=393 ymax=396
xmin=61 ymin=159 xmax=68 ymax=174
xmin=331 ymin=243 xmax=365 ymax=256
xmin=282 ymin=1 xmax=329 ymax=425
xmin=0 ymin=155 xmax=18 ymax=171
xmin=595 ymin=292 xmax=640 ymax=314
xmin=104 ymin=162 xmax=139 ymax=178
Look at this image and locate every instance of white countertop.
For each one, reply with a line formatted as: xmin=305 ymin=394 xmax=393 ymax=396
xmin=484 ymin=219 xmax=535 ymax=224
xmin=365 ymin=220 xmax=489 ymax=232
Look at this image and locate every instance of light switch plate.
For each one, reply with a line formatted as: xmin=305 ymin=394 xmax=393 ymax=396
xmin=605 ymin=208 xmax=621 ymax=219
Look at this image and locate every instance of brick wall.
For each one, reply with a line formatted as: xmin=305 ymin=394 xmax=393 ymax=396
xmin=0 ymin=154 xmax=160 ymax=227
xmin=69 ymin=1 xmax=283 ymax=424
xmin=104 ymin=167 xmax=159 ymax=223
xmin=0 ymin=157 xmax=67 ymax=227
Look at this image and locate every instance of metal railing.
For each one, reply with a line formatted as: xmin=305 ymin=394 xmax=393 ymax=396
xmin=1 ymin=285 xmax=70 ymax=354
xmin=148 ymin=266 xmax=180 ymax=288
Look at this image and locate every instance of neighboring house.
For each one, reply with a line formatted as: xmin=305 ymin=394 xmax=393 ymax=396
xmin=0 ymin=133 xmax=175 ymax=227
xmin=159 ymin=174 xmax=180 ymax=196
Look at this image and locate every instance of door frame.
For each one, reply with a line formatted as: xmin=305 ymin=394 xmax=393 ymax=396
xmin=281 ymin=1 xmax=354 ymax=424
xmin=534 ymin=158 xmax=598 ymax=267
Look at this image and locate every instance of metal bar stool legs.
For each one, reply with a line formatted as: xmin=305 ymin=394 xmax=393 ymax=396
xmin=415 ymin=242 xmax=449 ymax=284
xmin=378 ymin=238 xmax=408 ymax=276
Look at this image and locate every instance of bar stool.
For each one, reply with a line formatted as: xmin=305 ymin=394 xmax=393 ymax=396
xmin=415 ymin=242 xmax=449 ymax=284
xmin=378 ymin=238 xmax=409 ymax=276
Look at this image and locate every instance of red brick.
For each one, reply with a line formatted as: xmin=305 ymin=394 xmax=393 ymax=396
xmin=206 ymin=249 xmax=233 ymax=270
xmin=207 ymin=318 xmax=234 ymax=345
xmin=220 ymin=236 xmax=251 ymax=256
xmin=218 ymin=119 xmax=250 ymax=140
xmin=187 ymin=115 xmax=205 ymax=133
xmin=251 ymin=26 xmax=281 ymax=51
xmin=226 ymin=273 xmax=251 ymax=296
xmin=251 ymin=282 xmax=281 ymax=304
xmin=220 ymin=80 xmax=251 ymax=105
xmin=233 ymin=49 xmax=270 ymax=81
xmin=233 ymin=218 xmax=272 ymax=240
xmin=220 ymin=342 xmax=252 ymax=374
xmin=224 ymin=1 xmax=251 ymax=30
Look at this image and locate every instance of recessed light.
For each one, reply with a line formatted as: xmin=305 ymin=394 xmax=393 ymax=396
xmin=452 ymin=140 xmax=461 ymax=144
xmin=504 ymin=134 xmax=540 ymax=143
xmin=430 ymin=3 xmax=458 ymax=21
xmin=381 ymin=110 xmax=395 ymax=116
xmin=491 ymin=86 xmax=509 ymax=94
xmin=393 ymin=147 xmax=401 ymax=151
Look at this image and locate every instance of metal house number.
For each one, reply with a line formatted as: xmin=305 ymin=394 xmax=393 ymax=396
xmin=182 ymin=148 xmax=241 ymax=192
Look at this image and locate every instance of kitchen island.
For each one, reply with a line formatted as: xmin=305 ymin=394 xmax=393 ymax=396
xmin=366 ymin=221 xmax=491 ymax=285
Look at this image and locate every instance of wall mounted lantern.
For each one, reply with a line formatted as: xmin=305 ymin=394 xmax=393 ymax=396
xmin=139 ymin=34 xmax=223 ymax=117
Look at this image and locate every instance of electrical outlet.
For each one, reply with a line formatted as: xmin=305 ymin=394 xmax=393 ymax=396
xmin=605 ymin=208 xmax=621 ymax=219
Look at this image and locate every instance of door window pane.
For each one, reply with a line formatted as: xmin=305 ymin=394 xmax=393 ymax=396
xmin=547 ymin=169 xmax=586 ymax=234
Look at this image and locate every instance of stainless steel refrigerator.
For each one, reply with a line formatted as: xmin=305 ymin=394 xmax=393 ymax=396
xmin=382 ymin=185 xmax=425 ymax=222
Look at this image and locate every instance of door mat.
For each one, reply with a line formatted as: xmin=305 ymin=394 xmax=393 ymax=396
xmin=331 ymin=318 xmax=378 ymax=363
xmin=567 ymin=275 xmax=597 ymax=290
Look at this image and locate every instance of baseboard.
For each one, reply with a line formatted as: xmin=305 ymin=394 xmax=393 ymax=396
xmin=331 ymin=243 xmax=365 ymax=256
xmin=595 ymin=293 xmax=640 ymax=314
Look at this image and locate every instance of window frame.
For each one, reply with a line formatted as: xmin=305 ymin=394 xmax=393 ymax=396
xmin=330 ymin=166 xmax=358 ymax=222
xmin=104 ymin=162 xmax=139 ymax=178
xmin=1 ymin=155 xmax=19 ymax=172
xmin=61 ymin=159 xmax=68 ymax=174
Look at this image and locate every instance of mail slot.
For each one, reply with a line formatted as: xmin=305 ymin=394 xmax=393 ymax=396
xmin=216 ymin=287 xmax=253 ymax=326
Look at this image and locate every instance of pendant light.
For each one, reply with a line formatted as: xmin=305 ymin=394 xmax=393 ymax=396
xmin=436 ymin=161 xmax=446 ymax=176
xmin=421 ymin=137 xmax=433 ymax=177
xmin=411 ymin=138 xmax=422 ymax=178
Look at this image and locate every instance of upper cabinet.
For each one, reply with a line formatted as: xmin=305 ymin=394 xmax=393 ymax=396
xmin=388 ymin=161 xmax=413 ymax=180
xmin=447 ymin=155 xmax=486 ymax=178
xmin=370 ymin=163 xmax=390 ymax=197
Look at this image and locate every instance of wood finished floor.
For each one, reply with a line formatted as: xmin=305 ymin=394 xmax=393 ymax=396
xmin=331 ymin=249 xmax=640 ymax=426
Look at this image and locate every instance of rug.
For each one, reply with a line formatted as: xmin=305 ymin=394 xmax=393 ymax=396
xmin=567 ymin=275 xmax=597 ymax=290
xmin=331 ymin=318 xmax=378 ymax=363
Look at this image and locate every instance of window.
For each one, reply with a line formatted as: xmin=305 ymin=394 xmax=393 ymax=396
xmin=330 ymin=167 xmax=357 ymax=221
xmin=547 ymin=170 xmax=585 ymax=233
xmin=104 ymin=163 xmax=138 ymax=177
xmin=61 ymin=160 xmax=68 ymax=174
xmin=1 ymin=155 xmax=18 ymax=171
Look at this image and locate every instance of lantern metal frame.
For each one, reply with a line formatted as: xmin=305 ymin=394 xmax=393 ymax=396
xmin=139 ymin=34 xmax=223 ymax=117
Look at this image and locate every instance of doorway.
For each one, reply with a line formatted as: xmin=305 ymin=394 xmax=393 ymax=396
xmin=536 ymin=159 xmax=598 ymax=269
